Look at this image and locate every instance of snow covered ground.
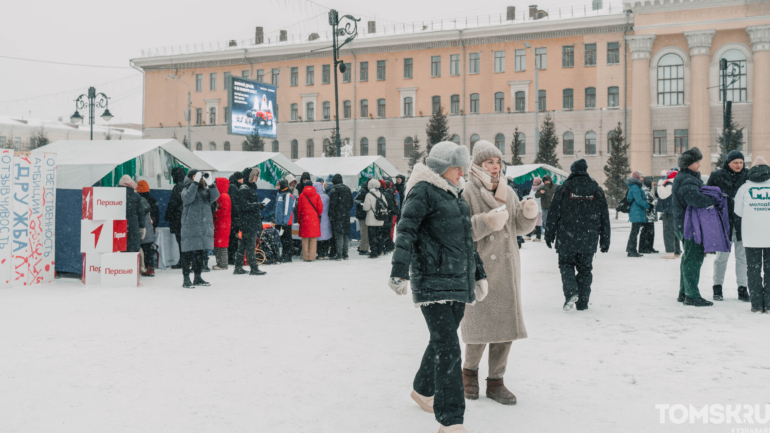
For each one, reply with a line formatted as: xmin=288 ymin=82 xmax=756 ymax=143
xmin=1 ymin=219 xmax=769 ymax=433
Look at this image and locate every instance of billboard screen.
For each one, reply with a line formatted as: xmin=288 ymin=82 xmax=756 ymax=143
xmin=228 ymin=77 xmax=277 ymax=138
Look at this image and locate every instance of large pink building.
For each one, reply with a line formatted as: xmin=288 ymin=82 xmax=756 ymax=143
xmin=131 ymin=0 xmax=770 ymax=181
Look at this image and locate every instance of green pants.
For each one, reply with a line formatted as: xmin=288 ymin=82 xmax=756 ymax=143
xmin=676 ymin=231 xmax=706 ymax=299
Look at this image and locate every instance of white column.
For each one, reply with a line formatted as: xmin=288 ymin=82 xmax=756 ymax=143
xmin=684 ymin=29 xmax=716 ymax=173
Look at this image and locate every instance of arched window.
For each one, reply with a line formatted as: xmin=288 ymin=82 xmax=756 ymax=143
xmin=196 ymin=142 xmax=202 ymax=151
xmin=585 ymin=87 xmax=596 ymax=108
xmin=432 ymin=96 xmax=441 ymax=115
xmin=563 ymin=89 xmax=573 ymax=110
xmin=291 ymin=103 xmax=299 ymax=121
xmin=241 ymin=141 xmax=248 ymax=151
xmin=494 ymin=133 xmax=505 ymax=155
xmin=470 ymin=133 xmax=480 ymax=151
xmin=515 ymin=91 xmax=525 ymax=112
xmin=291 ymin=139 xmax=298 ymax=159
xmin=607 ymin=130 xmax=618 ymax=155
xmin=323 ymin=138 xmax=331 ymax=155
xmin=377 ymin=137 xmax=386 ymax=156
xmin=272 ymin=140 xmax=279 ymax=152
xmin=657 ymin=53 xmax=684 ymax=106
xmin=494 ymin=92 xmax=504 ymax=113
xmin=563 ymin=132 xmax=574 ymax=155
xmin=403 ymin=97 xmax=413 ymax=117
xmin=360 ymin=137 xmax=369 ymax=156
xmin=306 ymin=139 xmax=315 ymax=157
xmin=517 ymin=133 xmax=526 ymax=155
xmin=450 ymin=134 xmax=461 ymax=145
xmin=360 ymin=99 xmax=369 ymax=118
xmin=585 ymin=131 xmax=597 ymax=155
xmin=323 ymin=101 xmax=331 ymax=120
xmin=306 ymin=102 xmax=315 ymax=121
xmin=470 ymin=93 xmax=479 ymax=114
xmin=377 ymin=99 xmax=386 ymax=118
xmin=404 ymin=136 xmax=414 ymax=157
xmin=224 ymin=141 xmax=231 ymax=151
xmin=450 ymin=94 xmax=460 ymax=114
xmin=721 ymin=49 xmax=747 ymax=102
xmin=209 ymin=142 xmax=216 ymax=151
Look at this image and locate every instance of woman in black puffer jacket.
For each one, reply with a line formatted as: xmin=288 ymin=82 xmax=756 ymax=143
xmin=389 ymin=142 xmax=487 ymax=433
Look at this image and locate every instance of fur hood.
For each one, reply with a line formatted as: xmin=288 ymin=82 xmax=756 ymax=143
xmin=404 ymin=163 xmax=465 ymax=200
xmin=625 ymin=177 xmax=643 ymax=188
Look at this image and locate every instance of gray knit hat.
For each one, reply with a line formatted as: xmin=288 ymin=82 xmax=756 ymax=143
xmin=678 ymin=147 xmax=703 ymax=170
xmin=426 ymin=141 xmax=471 ymax=175
xmin=472 ymin=140 xmax=503 ymax=165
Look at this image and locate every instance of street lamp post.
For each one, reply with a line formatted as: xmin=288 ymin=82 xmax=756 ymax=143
xmin=524 ymin=42 xmax=539 ymax=157
xmin=168 ymin=74 xmax=192 ymax=149
xmin=70 ymin=87 xmax=113 ymax=140
xmin=719 ymin=58 xmax=742 ymax=162
xmin=328 ymin=9 xmax=360 ymax=157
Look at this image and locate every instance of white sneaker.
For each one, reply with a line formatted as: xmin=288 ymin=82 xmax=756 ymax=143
xmin=410 ymin=390 xmax=434 ymax=413
xmin=661 ymin=253 xmax=676 ymax=259
xmin=438 ymin=424 xmax=469 ymax=433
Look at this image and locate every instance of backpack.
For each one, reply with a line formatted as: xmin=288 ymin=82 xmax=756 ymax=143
xmin=372 ymin=193 xmax=390 ymax=221
xmin=615 ymin=191 xmax=631 ymax=213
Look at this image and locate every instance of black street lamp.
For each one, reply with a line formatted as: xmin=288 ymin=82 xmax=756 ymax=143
xmin=719 ymin=58 xmax=743 ymax=161
xmin=328 ymin=10 xmax=359 ymax=157
xmin=71 ymin=87 xmax=113 ymax=140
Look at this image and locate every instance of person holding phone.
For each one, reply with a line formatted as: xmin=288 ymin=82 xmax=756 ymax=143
xmin=180 ymin=169 xmax=220 ymax=288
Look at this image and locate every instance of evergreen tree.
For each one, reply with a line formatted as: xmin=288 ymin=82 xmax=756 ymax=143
xmin=534 ymin=114 xmax=561 ymax=169
xmin=603 ymin=122 xmax=631 ymax=209
xmin=510 ymin=127 xmax=524 ymax=166
xmin=323 ymin=129 xmax=338 ymax=157
xmin=33 ymin=127 xmax=49 ymax=148
xmin=244 ymin=129 xmax=264 ymax=152
xmin=716 ymin=112 xmax=745 ymax=167
xmin=424 ymin=104 xmax=449 ymax=159
xmin=407 ymin=134 xmax=425 ymax=173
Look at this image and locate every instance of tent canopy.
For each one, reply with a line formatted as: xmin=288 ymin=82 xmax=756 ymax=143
xmin=505 ymin=164 xmax=569 ymax=185
xmin=294 ymin=156 xmax=403 ymax=189
xmin=38 ymin=139 xmax=215 ymax=189
xmin=193 ymin=151 xmax=304 ymax=187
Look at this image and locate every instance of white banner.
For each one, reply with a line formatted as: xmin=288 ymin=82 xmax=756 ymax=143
xmin=28 ymin=151 xmax=55 ymax=285
xmin=12 ymin=154 xmax=31 ymax=287
xmin=40 ymin=152 xmax=56 ymax=284
xmin=0 ymin=149 xmax=13 ymax=288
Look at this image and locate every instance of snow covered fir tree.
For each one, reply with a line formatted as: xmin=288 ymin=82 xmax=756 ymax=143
xmin=510 ymin=127 xmax=524 ymax=166
xmin=716 ymin=112 xmax=745 ymax=167
xmin=534 ymin=114 xmax=561 ymax=169
xmin=244 ymin=129 xmax=265 ymax=152
xmin=424 ymin=104 xmax=449 ymax=160
xmin=603 ymin=122 xmax=631 ymax=209
xmin=407 ymin=134 xmax=424 ymax=173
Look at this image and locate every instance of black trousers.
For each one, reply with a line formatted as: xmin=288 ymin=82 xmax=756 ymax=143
xmin=528 ymin=226 xmax=541 ymax=239
xmin=227 ymin=229 xmax=239 ymax=264
xmin=140 ymin=243 xmax=154 ymax=269
xmin=639 ymin=222 xmax=656 ymax=252
xmin=181 ymin=250 xmax=205 ymax=278
xmin=333 ymin=232 xmax=350 ymax=259
xmin=414 ymin=301 xmax=465 ymax=427
xmin=317 ymin=240 xmax=329 ymax=258
xmin=558 ymin=252 xmax=594 ymax=308
xmin=661 ymin=214 xmax=682 ymax=254
xmin=626 ymin=222 xmax=644 ymax=253
xmin=278 ymin=225 xmax=293 ymax=261
xmin=368 ymin=225 xmax=382 ymax=257
xmin=174 ymin=233 xmax=182 ymax=265
xmin=746 ymin=247 xmax=770 ymax=311
xmin=236 ymin=229 xmax=259 ymax=269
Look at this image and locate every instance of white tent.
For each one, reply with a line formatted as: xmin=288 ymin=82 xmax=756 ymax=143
xmin=294 ymin=156 xmax=403 ymax=189
xmin=505 ymin=163 xmax=569 ymax=185
xmin=38 ymin=139 xmax=214 ymax=190
xmin=193 ymin=151 xmax=304 ymax=188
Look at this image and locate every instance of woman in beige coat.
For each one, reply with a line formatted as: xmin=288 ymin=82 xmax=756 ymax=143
xmin=460 ymin=140 xmax=538 ymax=406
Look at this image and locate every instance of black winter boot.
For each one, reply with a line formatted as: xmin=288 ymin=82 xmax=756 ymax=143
xmin=249 ymin=266 xmax=266 ymax=276
xmin=233 ymin=267 xmax=248 ymax=275
xmin=684 ymin=297 xmax=714 ymax=307
xmin=713 ymin=285 xmax=724 ymax=301
xmin=183 ymin=276 xmax=195 ymax=289
xmin=193 ymin=275 xmax=211 ymax=286
xmin=738 ymin=286 xmax=750 ymax=302
xmin=627 ymin=251 xmax=643 ymax=258
xmin=677 ymin=293 xmax=685 ymax=303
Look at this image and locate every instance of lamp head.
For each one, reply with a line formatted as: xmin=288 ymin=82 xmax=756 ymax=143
xmin=70 ymin=110 xmax=83 ymax=123
xmin=524 ymin=42 xmax=531 ymax=49
xmin=101 ymin=109 xmax=114 ymax=122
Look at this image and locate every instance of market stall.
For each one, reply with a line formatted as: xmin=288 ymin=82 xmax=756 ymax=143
xmin=294 ymin=156 xmax=402 ymax=190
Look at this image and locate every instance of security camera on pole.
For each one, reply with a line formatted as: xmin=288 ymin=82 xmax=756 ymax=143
xmin=328 ymin=9 xmax=360 ymax=157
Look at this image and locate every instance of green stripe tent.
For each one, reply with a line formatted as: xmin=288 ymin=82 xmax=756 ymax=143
xmin=505 ymin=164 xmax=569 ymax=185
xmin=193 ymin=151 xmax=305 ymax=188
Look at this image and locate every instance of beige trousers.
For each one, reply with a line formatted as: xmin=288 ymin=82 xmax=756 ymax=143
xmin=302 ymin=237 xmax=318 ymax=261
xmin=463 ymin=341 xmax=513 ymax=380
xmin=358 ymin=219 xmax=369 ymax=251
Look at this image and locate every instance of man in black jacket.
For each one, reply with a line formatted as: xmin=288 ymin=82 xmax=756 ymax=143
xmin=328 ymin=174 xmax=353 ymax=260
xmin=227 ymin=172 xmax=243 ymax=265
xmin=165 ymin=167 xmax=186 ymax=268
xmin=233 ymin=167 xmax=266 ymax=276
xmin=354 ymin=178 xmax=370 ymax=255
xmin=545 ymin=159 xmax=610 ymax=311
xmin=707 ymin=150 xmax=749 ymax=301
xmin=672 ymin=147 xmax=715 ymax=307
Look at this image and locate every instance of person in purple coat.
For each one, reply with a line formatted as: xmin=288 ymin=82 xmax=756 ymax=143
xmin=314 ymin=182 xmax=332 ymax=259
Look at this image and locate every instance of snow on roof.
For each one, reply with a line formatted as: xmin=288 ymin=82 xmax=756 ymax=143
xmin=0 ymin=115 xmax=142 ymax=136
xmin=294 ymin=156 xmax=402 ymax=177
xmin=193 ymin=151 xmax=304 ymax=176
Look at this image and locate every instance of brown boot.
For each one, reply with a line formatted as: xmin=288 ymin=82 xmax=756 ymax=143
xmin=486 ymin=378 xmax=517 ymax=405
xmin=462 ymin=368 xmax=479 ymax=400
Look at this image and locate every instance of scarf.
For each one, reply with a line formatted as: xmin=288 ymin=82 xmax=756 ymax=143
xmin=471 ymin=164 xmax=507 ymax=204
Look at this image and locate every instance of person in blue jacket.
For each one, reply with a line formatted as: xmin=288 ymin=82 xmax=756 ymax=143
xmin=626 ymin=171 xmax=651 ymax=257
xmin=274 ymin=179 xmax=297 ymax=263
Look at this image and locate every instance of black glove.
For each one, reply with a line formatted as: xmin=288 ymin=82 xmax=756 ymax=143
xmin=545 ymin=239 xmax=552 ymax=249
xmin=259 ymin=203 xmax=267 ymax=210
xmin=600 ymin=246 xmax=609 ymax=253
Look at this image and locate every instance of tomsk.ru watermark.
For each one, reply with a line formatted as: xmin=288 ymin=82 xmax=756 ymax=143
xmin=656 ymin=404 xmax=770 ymax=424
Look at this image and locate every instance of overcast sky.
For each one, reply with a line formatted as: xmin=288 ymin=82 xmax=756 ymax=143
xmin=0 ymin=0 xmax=606 ymax=125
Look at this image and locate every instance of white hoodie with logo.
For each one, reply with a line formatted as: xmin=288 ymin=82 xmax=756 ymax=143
xmin=734 ymin=177 xmax=770 ymax=248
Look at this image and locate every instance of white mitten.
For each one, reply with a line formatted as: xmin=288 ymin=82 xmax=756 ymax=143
xmin=483 ymin=208 xmax=509 ymax=232
xmin=139 ymin=228 xmax=147 ymax=239
xmin=388 ymin=278 xmax=408 ymax=295
xmin=193 ymin=172 xmax=203 ymax=183
xmin=522 ymin=199 xmax=539 ymax=219
xmin=474 ymin=279 xmax=489 ymax=302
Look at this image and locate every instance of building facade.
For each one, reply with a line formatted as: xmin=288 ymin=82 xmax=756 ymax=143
xmin=132 ymin=0 xmax=770 ymax=183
